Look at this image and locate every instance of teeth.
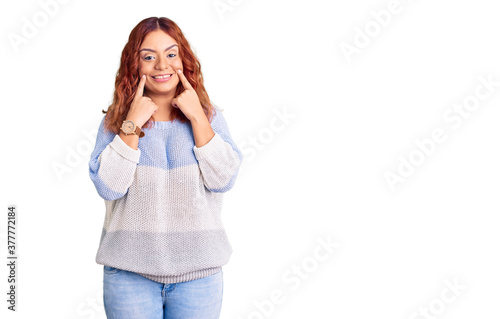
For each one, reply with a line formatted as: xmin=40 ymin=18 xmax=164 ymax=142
xmin=153 ymin=74 xmax=172 ymax=79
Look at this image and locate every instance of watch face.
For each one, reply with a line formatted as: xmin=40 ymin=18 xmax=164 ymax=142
xmin=122 ymin=120 xmax=135 ymax=134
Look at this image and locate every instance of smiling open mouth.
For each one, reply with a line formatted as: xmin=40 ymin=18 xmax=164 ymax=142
xmin=152 ymin=74 xmax=172 ymax=79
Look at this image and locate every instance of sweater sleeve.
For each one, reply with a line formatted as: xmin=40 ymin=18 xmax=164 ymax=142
xmin=88 ymin=116 xmax=141 ymax=201
xmin=193 ymin=106 xmax=243 ymax=193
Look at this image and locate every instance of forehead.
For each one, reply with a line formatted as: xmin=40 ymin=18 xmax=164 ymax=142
xmin=140 ymin=30 xmax=178 ymax=49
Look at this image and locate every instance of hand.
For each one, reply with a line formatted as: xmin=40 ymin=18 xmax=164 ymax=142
xmin=171 ymin=69 xmax=205 ymax=121
xmin=126 ymin=75 xmax=158 ymax=127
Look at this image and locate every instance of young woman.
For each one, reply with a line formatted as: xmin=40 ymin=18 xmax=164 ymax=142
xmin=88 ymin=17 xmax=243 ymax=318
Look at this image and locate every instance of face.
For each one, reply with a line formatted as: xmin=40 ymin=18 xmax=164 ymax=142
xmin=138 ymin=30 xmax=183 ymax=95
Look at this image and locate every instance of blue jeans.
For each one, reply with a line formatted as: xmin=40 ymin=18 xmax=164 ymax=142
xmin=103 ymin=266 xmax=223 ymax=319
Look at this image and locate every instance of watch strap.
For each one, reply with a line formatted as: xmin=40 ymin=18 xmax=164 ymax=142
xmin=135 ymin=125 xmax=145 ymax=138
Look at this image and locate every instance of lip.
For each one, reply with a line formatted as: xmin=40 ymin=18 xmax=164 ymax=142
xmin=151 ymin=73 xmax=173 ymax=82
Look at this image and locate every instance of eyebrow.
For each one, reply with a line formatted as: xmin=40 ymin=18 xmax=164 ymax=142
xmin=140 ymin=44 xmax=178 ymax=53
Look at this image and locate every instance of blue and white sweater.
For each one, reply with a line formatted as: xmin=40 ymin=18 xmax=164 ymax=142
xmin=89 ymin=106 xmax=243 ymax=283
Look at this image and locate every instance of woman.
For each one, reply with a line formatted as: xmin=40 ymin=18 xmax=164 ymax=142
xmin=88 ymin=17 xmax=243 ymax=318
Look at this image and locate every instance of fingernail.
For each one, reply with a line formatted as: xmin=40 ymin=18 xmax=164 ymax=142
xmin=177 ymin=69 xmax=181 ymax=73
xmin=142 ymin=74 xmax=146 ymax=79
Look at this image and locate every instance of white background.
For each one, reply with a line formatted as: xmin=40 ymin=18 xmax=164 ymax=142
xmin=1 ymin=0 xmax=500 ymax=318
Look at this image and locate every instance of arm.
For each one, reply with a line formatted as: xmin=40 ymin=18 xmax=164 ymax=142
xmin=89 ymin=75 xmax=156 ymax=200
xmin=171 ymin=70 xmax=242 ymax=192
xmin=88 ymin=116 xmax=141 ymax=200
xmin=192 ymin=107 xmax=243 ymax=193
xmin=191 ymin=110 xmax=216 ymax=148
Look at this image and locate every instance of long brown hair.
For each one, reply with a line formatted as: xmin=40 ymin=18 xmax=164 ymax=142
xmin=102 ymin=17 xmax=214 ymax=134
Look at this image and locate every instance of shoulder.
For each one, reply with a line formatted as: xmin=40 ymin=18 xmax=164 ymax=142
xmin=209 ymin=102 xmax=227 ymax=125
xmin=208 ymin=101 xmax=239 ymax=141
xmin=97 ymin=114 xmax=116 ymax=141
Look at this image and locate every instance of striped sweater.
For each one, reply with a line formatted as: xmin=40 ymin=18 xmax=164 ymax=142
xmin=88 ymin=106 xmax=243 ymax=283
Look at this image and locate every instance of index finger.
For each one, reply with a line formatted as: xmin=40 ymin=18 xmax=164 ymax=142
xmin=134 ymin=74 xmax=147 ymax=100
xmin=176 ymin=69 xmax=194 ymax=90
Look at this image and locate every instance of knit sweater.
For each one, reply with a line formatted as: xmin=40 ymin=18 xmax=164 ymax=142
xmin=88 ymin=106 xmax=243 ymax=284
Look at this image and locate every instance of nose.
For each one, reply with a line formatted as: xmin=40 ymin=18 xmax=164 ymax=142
xmin=155 ymin=55 xmax=169 ymax=71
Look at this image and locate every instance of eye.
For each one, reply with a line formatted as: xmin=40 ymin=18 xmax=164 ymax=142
xmin=143 ymin=55 xmax=155 ymax=61
xmin=167 ymin=53 xmax=177 ymax=58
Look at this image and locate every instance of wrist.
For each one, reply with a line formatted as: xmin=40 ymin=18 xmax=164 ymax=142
xmin=121 ymin=119 xmax=145 ymax=138
xmin=189 ymin=111 xmax=208 ymax=124
xmin=125 ymin=116 xmax=142 ymax=128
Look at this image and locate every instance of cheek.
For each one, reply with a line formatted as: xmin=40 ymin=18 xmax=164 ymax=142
xmin=138 ymin=63 xmax=150 ymax=76
xmin=171 ymin=58 xmax=183 ymax=72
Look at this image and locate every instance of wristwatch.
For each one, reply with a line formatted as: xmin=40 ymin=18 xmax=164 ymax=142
xmin=120 ymin=120 xmax=145 ymax=138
